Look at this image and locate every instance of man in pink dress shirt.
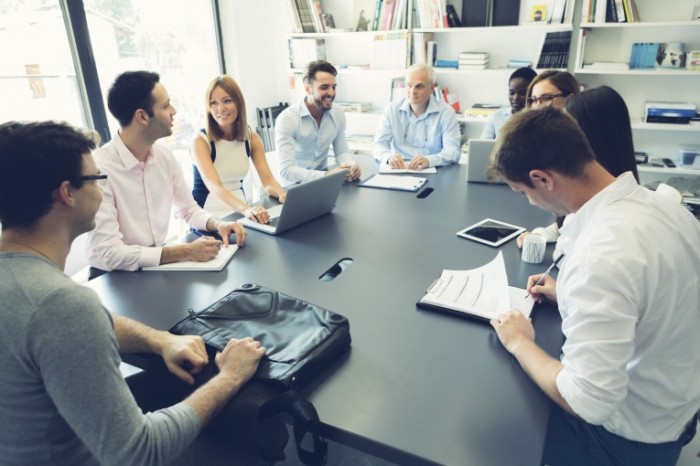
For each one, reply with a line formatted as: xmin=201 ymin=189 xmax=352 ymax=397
xmin=87 ymin=71 xmax=246 ymax=276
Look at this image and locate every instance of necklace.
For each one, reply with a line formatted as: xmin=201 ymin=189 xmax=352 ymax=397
xmin=0 ymin=239 xmax=55 ymax=264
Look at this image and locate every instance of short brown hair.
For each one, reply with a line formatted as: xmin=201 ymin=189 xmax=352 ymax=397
xmin=303 ymin=60 xmax=337 ymax=85
xmin=204 ymin=75 xmax=248 ymax=142
xmin=487 ymin=107 xmax=595 ymax=187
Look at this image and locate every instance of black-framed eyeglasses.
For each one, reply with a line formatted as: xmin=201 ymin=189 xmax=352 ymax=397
xmin=527 ymin=93 xmax=566 ymax=106
xmin=76 ymin=174 xmax=108 ymax=187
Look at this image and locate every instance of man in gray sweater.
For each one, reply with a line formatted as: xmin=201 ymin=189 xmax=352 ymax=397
xmin=0 ymin=120 xmax=266 ymax=465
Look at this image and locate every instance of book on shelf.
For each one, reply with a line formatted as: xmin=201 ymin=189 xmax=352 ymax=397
xmin=288 ymin=37 xmax=326 ymax=70
xmin=370 ymin=32 xmax=410 ymax=69
xmin=462 ymin=106 xmax=499 ymax=120
xmin=427 ymin=40 xmax=437 ymax=66
xmin=549 ymin=0 xmax=568 ymax=24
xmin=414 ymin=0 xmax=445 ymax=28
xmin=417 ymin=252 xmax=535 ymax=322
xmin=413 ymin=32 xmax=434 ymax=64
xmin=334 ymin=101 xmax=373 ymax=112
xmin=687 ymin=51 xmax=700 ymax=71
xmin=435 ymin=59 xmax=459 ymax=69
xmin=629 ymin=43 xmax=668 ymax=70
xmin=459 ymin=51 xmax=489 ymax=59
xmin=612 ymin=0 xmax=640 ymax=23
xmin=582 ymin=61 xmax=630 ymax=71
xmin=458 ymin=52 xmax=489 ymax=69
xmin=605 ymin=0 xmax=618 ymax=22
xmin=390 ymin=76 xmax=406 ymax=102
xmin=379 ymin=0 xmax=395 ymax=30
xmin=536 ymin=30 xmax=572 ymax=69
xmin=310 ymin=0 xmax=326 ymax=33
xmin=459 ymin=58 xmax=489 ymax=64
xmin=594 ymin=0 xmax=607 ymax=23
xmin=446 ymin=4 xmax=462 ymax=26
xmin=291 ymin=0 xmax=319 ymax=33
xmin=507 ymin=59 xmax=532 ymax=68
xmin=458 ymin=64 xmax=489 ymax=70
xmin=391 ymin=0 xmax=409 ymax=30
xmin=285 ymin=0 xmax=303 ymax=33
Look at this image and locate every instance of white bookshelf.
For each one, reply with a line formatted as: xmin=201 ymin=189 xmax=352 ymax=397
xmin=278 ymin=0 xmax=700 ymax=168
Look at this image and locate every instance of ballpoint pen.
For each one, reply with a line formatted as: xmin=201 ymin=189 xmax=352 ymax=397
xmin=525 ymin=254 xmax=564 ymax=298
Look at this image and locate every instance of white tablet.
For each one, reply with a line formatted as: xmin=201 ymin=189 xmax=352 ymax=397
xmin=456 ymin=218 xmax=525 ymax=247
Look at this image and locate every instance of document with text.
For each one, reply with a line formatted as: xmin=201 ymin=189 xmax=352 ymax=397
xmin=417 ymin=251 xmax=535 ymax=321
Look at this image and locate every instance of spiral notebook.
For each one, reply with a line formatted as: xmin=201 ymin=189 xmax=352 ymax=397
xmin=142 ymin=245 xmax=238 ymax=272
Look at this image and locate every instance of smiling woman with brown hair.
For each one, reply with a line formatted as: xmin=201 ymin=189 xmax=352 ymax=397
xmin=191 ymin=75 xmax=286 ymax=224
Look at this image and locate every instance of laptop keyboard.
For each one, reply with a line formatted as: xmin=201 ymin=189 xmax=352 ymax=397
xmin=267 ymin=216 xmax=280 ymax=227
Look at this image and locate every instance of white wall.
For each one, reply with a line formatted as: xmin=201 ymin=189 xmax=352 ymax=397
xmin=218 ymin=0 xmax=291 ymax=126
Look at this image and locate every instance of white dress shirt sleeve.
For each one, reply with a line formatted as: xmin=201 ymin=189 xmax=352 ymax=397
xmin=424 ymin=106 xmax=461 ymax=168
xmin=88 ymin=183 xmax=163 ymax=271
xmin=372 ymin=106 xmax=395 ymax=164
xmin=555 ymin=254 xmax=637 ymax=425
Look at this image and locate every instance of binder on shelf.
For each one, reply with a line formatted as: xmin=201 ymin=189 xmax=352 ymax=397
xmin=256 ymin=103 xmax=290 ymax=152
xmin=492 ymin=0 xmax=521 ymax=26
xmin=461 ymin=0 xmax=489 ymax=27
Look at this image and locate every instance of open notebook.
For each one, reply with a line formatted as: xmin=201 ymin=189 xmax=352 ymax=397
xmin=417 ymin=251 xmax=535 ymax=321
xmin=142 ymin=245 xmax=238 ymax=272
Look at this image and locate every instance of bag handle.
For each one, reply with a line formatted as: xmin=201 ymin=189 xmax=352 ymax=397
xmin=260 ymin=389 xmax=327 ymax=466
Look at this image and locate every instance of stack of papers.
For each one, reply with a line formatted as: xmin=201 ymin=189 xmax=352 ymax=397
xmin=418 ymin=252 xmax=535 ymax=321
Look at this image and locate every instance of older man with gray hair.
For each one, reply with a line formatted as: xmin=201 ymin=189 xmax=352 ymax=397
xmin=372 ymin=63 xmax=461 ymax=170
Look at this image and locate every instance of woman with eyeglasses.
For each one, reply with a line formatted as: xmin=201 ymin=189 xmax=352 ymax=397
xmin=517 ymin=85 xmax=639 ymax=257
xmin=526 ymin=70 xmax=580 ymax=108
xmin=480 ymin=67 xmax=538 ymax=140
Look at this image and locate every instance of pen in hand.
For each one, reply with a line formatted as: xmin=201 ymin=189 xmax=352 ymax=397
xmin=525 ymin=254 xmax=564 ymax=298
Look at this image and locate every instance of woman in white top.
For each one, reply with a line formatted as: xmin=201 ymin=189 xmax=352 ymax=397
xmin=191 ymin=75 xmax=285 ymax=223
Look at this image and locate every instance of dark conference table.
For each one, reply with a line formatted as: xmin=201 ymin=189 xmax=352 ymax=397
xmin=88 ymin=160 xmax=563 ymax=466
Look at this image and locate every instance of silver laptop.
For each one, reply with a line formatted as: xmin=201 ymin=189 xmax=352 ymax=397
xmin=238 ymin=170 xmax=346 ymax=235
xmin=466 ymin=139 xmax=505 ymax=184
